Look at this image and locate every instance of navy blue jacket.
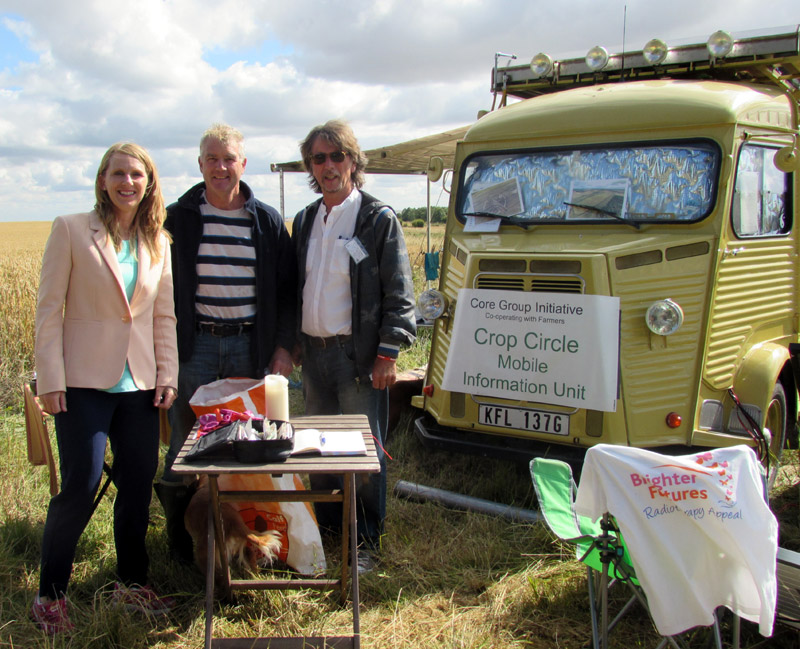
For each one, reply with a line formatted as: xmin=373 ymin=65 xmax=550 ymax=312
xmin=165 ymin=181 xmax=297 ymax=375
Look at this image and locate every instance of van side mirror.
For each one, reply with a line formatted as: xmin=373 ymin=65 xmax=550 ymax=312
xmin=774 ymin=146 xmax=799 ymax=173
xmin=427 ymin=157 xmax=444 ymax=183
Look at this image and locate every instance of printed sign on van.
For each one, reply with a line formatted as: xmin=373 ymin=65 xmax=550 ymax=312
xmin=441 ymin=289 xmax=620 ymax=411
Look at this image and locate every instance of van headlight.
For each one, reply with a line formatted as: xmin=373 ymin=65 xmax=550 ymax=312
xmin=645 ymin=299 xmax=683 ymax=336
xmin=417 ymin=289 xmax=448 ymax=320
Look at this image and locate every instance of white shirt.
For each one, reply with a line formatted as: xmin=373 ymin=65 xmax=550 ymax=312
xmin=575 ymin=444 xmax=777 ymax=637
xmin=301 ymin=188 xmax=362 ymax=337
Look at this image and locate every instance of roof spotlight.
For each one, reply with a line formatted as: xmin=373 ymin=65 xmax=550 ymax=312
xmin=530 ymin=52 xmax=554 ymax=79
xmin=585 ymin=45 xmax=609 ymax=71
xmin=707 ymin=30 xmax=734 ymax=59
xmin=642 ymin=38 xmax=668 ymax=65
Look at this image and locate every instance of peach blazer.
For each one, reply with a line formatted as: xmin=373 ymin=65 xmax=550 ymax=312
xmin=35 ymin=211 xmax=178 ymax=395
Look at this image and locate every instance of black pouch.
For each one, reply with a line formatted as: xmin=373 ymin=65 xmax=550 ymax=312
xmin=183 ymin=421 xmax=245 ymax=462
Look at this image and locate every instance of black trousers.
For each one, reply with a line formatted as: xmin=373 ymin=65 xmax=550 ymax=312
xmin=39 ymin=388 xmax=159 ymax=598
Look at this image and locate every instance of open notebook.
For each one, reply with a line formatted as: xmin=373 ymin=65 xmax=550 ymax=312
xmin=292 ymin=429 xmax=367 ymax=456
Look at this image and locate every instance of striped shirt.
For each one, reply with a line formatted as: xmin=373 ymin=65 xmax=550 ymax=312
xmin=195 ymin=201 xmax=256 ymax=324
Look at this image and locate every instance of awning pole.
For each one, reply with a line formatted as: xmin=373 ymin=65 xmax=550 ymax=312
xmin=279 ymin=169 xmax=285 ymax=219
xmin=426 ymin=176 xmax=432 ymax=255
xmin=394 ymin=480 xmax=542 ymax=524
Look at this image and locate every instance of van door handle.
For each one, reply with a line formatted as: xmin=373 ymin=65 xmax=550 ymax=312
xmin=723 ymin=247 xmax=745 ymax=258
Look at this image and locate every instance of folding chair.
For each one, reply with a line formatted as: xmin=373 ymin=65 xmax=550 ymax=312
xmin=531 ymin=457 xmax=726 ymax=649
xmin=776 ymin=546 xmax=800 ymax=630
xmin=23 ymin=383 xmax=113 ymax=520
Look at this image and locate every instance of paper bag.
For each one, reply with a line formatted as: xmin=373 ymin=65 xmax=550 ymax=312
xmin=217 ymin=473 xmax=327 ymax=575
xmin=189 ymin=377 xmax=267 ymax=417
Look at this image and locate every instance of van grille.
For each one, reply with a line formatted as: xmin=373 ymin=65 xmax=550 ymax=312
xmin=474 ymin=274 xmax=584 ymax=293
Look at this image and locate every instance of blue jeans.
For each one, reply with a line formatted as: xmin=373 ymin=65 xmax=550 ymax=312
xmin=161 ymin=329 xmax=256 ymax=483
xmin=39 ymin=388 xmax=159 ymax=598
xmin=301 ymin=337 xmax=388 ymax=549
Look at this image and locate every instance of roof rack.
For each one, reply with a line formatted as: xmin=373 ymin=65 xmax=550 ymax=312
xmin=493 ymin=25 xmax=800 ymax=101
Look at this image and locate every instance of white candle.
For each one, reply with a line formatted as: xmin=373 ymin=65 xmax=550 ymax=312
xmin=263 ymin=374 xmax=289 ymax=421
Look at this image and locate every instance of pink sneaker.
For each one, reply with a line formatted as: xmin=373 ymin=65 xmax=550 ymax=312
xmin=112 ymin=582 xmax=174 ymax=616
xmin=31 ymin=596 xmax=74 ymax=634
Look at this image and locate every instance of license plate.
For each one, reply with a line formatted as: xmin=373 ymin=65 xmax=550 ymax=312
xmin=478 ymin=405 xmax=569 ymax=435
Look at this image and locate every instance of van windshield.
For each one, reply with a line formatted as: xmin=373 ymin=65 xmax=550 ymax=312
xmin=458 ymin=141 xmax=720 ymax=225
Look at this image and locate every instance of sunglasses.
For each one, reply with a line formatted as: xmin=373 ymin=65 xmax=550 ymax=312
xmin=310 ymin=151 xmax=348 ymax=165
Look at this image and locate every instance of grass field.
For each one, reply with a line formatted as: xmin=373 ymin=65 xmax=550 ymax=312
xmin=0 ymin=220 xmax=798 ymax=648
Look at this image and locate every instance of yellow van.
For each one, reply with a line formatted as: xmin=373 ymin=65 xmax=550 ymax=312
xmin=413 ymin=27 xmax=800 ymax=481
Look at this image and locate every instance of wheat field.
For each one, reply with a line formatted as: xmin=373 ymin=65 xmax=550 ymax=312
xmin=0 ymin=221 xmax=51 ymax=407
xmin=0 ymin=219 xmax=443 ymax=408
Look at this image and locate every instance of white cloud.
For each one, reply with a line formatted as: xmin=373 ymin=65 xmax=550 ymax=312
xmin=0 ymin=0 xmax=798 ymax=220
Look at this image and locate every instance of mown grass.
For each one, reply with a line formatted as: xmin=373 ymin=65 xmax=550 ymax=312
xmin=4 ymin=403 xmax=799 ymax=647
xmin=1 ymin=220 xmax=798 ymax=648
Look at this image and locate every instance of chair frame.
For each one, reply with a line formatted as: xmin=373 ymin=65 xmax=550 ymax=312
xmin=531 ymin=457 xmax=734 ymax=649
xmin=23 ymin=383 xmax=113 ymax=522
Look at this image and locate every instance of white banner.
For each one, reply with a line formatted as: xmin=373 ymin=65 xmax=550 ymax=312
xmin=441 ymin=289 xmax=620 ymax=412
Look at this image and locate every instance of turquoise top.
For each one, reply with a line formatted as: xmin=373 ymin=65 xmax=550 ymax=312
xmin=104 ymin=239 xmax=139 ymax=393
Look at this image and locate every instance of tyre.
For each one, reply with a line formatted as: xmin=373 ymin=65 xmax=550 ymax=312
xmin=764 ymin=382 xmax=788 ymax=489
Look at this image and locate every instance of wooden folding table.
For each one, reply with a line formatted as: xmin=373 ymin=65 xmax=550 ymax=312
xmin=172 ymin=414 xmax=380 ymax=649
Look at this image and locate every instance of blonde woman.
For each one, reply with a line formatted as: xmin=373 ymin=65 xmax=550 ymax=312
xmin=32 ymin=143 xmax=178 ymax=634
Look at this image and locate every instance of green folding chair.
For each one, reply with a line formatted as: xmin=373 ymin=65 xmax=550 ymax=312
xmin=531 ymin=457 xmax=687 ymax=649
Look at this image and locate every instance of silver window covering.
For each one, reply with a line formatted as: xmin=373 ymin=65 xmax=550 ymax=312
xmin=460 ymin=143 xmax=719 ymax=223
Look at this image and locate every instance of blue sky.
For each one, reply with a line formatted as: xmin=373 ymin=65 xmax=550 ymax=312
xmin=0 ymin=0 xmax=797 ymax=222
xmin=203 ymin=40 xmax=294 ymax=71
xmin=1 ymin=15 xmax=35 ymax=70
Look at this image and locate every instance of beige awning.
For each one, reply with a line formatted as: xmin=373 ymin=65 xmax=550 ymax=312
xmin=270 ymin=125 xmax=469 ymax=175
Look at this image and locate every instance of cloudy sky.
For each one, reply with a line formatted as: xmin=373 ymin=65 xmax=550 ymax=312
xmin=1 ymin=0 xmax=797 ymax=222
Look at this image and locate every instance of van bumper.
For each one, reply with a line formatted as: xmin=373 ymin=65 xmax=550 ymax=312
xmin=413 ymin=412 xmax=587 ymax=465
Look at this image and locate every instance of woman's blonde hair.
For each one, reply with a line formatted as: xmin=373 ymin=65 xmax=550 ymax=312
xmin=94 ymin=142 xmax=169 ymax=262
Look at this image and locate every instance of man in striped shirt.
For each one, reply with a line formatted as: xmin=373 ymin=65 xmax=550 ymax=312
xmin=156 ymin=123 xmax=297 ymax=563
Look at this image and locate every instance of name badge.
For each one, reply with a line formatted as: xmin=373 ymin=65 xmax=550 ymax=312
xmin=345 ymin=237 xmax=368 ymax=264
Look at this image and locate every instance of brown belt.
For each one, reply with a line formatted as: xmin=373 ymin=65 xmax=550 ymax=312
xmin=304 ymin=334 xmax=352 ymax=348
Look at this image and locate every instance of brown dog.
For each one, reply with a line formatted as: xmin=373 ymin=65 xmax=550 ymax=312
xmin=184 ymin=476 xmax=282 ymax=577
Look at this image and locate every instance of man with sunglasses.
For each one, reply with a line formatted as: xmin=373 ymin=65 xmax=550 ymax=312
xmin=293 ymin=119 xmax=416 ymax=574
